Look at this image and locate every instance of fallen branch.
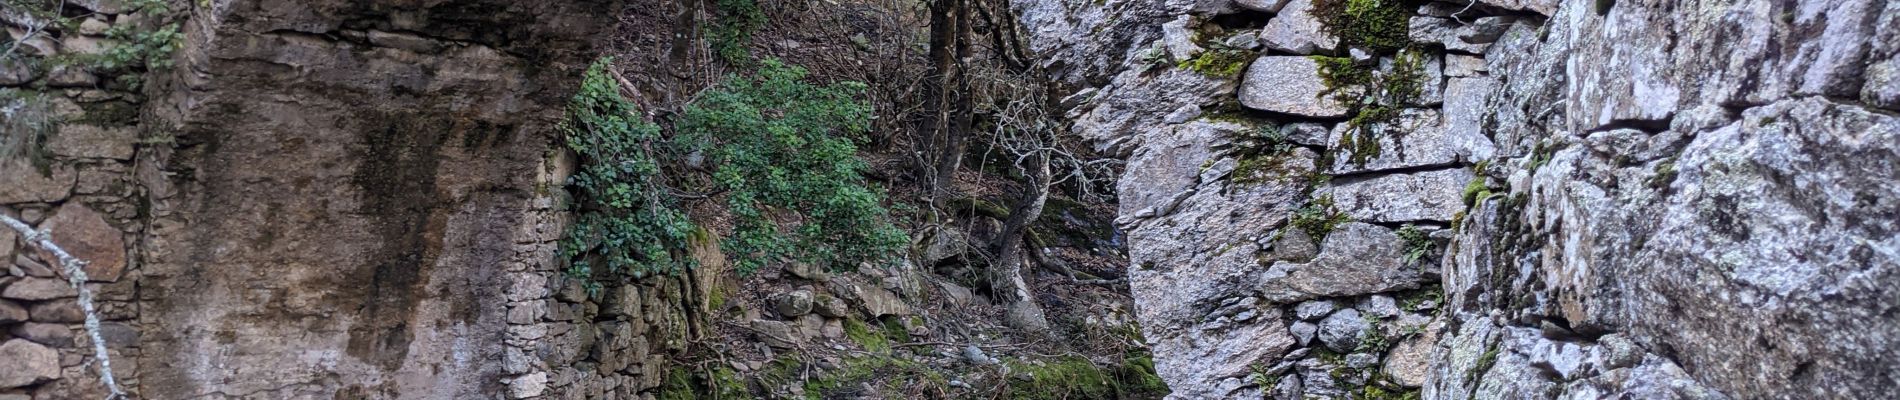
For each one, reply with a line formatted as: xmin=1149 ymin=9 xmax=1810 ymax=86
xmin=1 ymin=214 xmax=126 ymax=400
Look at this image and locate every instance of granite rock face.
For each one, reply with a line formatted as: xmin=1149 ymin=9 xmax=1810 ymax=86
xmin=1016 ymin=0 xmax=1899 ymax=397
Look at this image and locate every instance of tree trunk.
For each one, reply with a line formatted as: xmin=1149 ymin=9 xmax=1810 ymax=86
xmin=989 ymin=150 xmax=1052 ymax=332
xmin=921 ymin=0 xmax=975 ymax=205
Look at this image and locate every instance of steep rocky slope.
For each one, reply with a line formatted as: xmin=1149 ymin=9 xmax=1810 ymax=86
xmin=1019 ymin=0 xmax=1897 ymax=398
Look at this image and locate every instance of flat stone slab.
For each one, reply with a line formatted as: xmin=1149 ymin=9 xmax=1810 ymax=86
xmin=1325 ymin=168 xmax=1473 ymax=222
xmin=1241 ymin=56 xmax=1351 ymax=118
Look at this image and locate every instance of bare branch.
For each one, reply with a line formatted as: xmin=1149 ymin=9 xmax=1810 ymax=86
xmin=1 ymin=213 xmax=127 ymax=400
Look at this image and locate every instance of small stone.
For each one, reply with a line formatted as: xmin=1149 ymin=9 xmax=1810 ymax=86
xmin=60 ymin=35 xmax=115 ymax=55
xmin=1240 ymin=56 xmax=1351 ymax=118
xmin=784 ymin=261 xmax=829 ymax=281
xmin=45 ymin=64 xmax=98 ymax=87
xmin=1161 ymin=16 xmax=1203 ymax=62
xmin=2 ymin=277 xmax=76 ymax=301
xmin=0 ymin=299 xmax=24 ymax=323
xmin=821 ymin=319 xmax=844 ymax=339
xmin=508 ymin=372 xmax=548 ymax=399
xmin=1222 ymin=32 xmax=1261 ymax=50
xmin=773 ymin=290 xmax=815 ymax=317
xmin=0 ymin=339 xmax=58 ymax=388
xmin=1344 ymin=353 xmax=1379 ymax=369
xmin=1600 ymin=334 xmax=1643 ymax=369
xmin=1163 ymin=104 xmax=1203 ymax=124
xmin=1292 ymin=301 xmax=1335 ymax=322
xmin=750 ymin=319 xmax=798 ymax=349
xmin=962 ymin=345 xmax=997 ymax=365
xmin=1382 ymin=321 xmax=1438 ymax=387
xmin=813 ymin=294 xmax=849 ymax=318
xmin=1317 ymin=309 xmax=1369 ymax=353
xmin=1261 ymin=223 xmax=1423 ymax=303
xmin=1282 ymin=123 xmax=1332 ymax=147
xmin=921 ymin=228 xmax=968 ymax=265
xmin=28 ymin=299 xmax=84 ymax=323
xmin=1259 ymin=0 xmax=1337 ymax=54
xmin=1349 ymin=48 xmax=1374 ymax=64
xmin=1445 ymin=54 xmax=1487 ymax=77
xmin=36 ymin=202 xmax=127 ymax=282
xmin=10 ymin=323 xmax=75 ymax=348
xmin=0 ymin=57 xmax=35 ymax=85
xmin=78 ymin=18 xmax=111 ymax=35
xmin=1290 ymin=321 xmax=1318 ymax=346
xmin=1356 ymin=295 xmax=1399 ymax=318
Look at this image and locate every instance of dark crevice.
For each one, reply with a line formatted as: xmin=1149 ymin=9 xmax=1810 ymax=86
xmin=1323 ymin=161 xmax=1469 ymax=179
xmin=1584 ymin=117 xmax=1673 ymax=135
xmin=1323 ymin=164 xmax=1470 ymax=185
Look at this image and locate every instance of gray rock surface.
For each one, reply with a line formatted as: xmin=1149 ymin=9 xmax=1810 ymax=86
xmin=1260 ymin=223 xmax=1424 ymax=302
xmin=1325 ymin=168 xmax=1472 ymax=222
xmin=1240 ymin=56 xmax=1351 ymax=118
xmin=1023 ymin=0 xmax=1899 ymax=397
xmin=0 ymin=339 xmax=58 ymax=388
xmin=1315 ymin=308 xmax=1367 ymax=352
xmin=773 ymin=290 xmax=814 ymax=317
xmin=1292 ymin=300 xmax=1335 ymax=321
xmin=1258 ymin=0 xmax=1337 ymax=54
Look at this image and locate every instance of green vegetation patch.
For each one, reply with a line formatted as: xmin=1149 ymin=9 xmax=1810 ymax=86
xmin=1316 ymin=49 xmax=1428 ymax=166
xmin=560 ymin=58 xmax=699 ymax=282
xmin=710 ymin=0 xmax=766 ymax=64
xmin=680 ymin=59 xmax=906 ymax=274
xmin=1002 ymin=356 xmax=1168 ymax=400
xmin=1396 ymin=224 xmax=1432 ymax=263
xmin=1310 ymin=0 xmax=1413 ymax=53
xmin=561 ymin=58 xmax=906 ymax=286
xmin=1179 ymin=47 xmax=1253 ymax=78
xmin=1219 ymin=125 xmax=1303 ymax=186
xmin=1291 ymin=195 xmax=1351 ymax=240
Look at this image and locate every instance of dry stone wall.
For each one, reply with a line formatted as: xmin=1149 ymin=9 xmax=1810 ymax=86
xmin=1018 ymin=0 xmax=1897 ymax=398
xmin=1 ymin=1 xmax=162 ymax=397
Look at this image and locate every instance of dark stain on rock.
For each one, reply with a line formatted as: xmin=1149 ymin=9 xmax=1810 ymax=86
xmin=344 ymin=111 xmax=449 ymax=371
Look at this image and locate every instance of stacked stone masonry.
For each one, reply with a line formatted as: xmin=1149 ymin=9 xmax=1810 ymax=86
xmin=1019 ymin=0 xmax=1897 ymax=398
xmin=2 ymin=0 xmax=156 ymax=397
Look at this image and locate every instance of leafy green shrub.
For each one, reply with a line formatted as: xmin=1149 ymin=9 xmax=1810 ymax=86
xmin=681 ymin=59 xmax=905 ymax=274
xmin=710 ymin=0 xmax=766 ymax=64
xmin=560 ymin=58 xmax=699 ymax=281
xmin=560 ymin=58 xmax=904 ymax=281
